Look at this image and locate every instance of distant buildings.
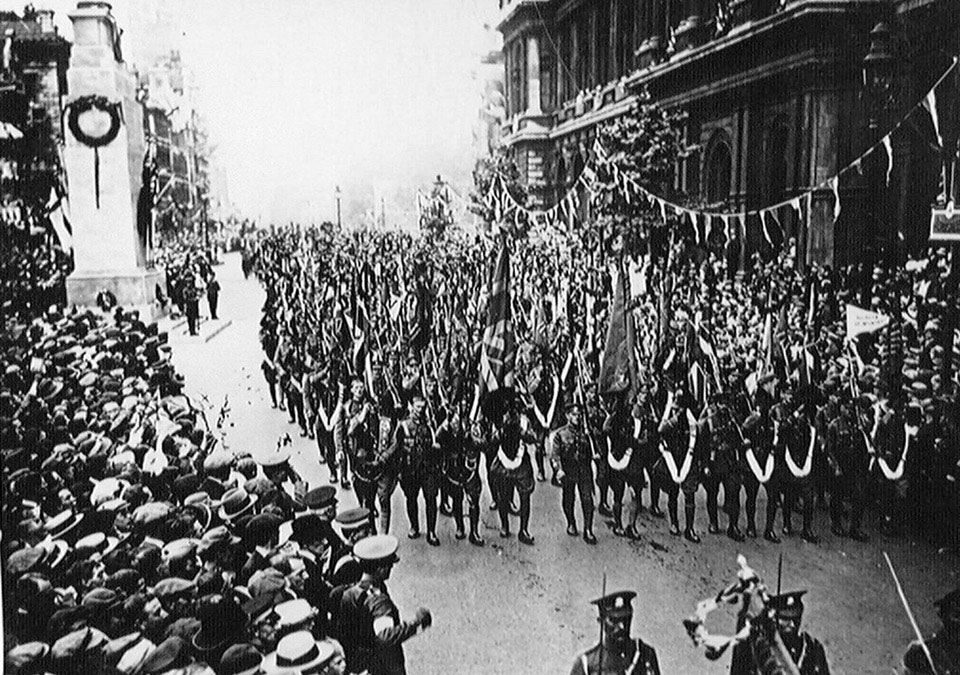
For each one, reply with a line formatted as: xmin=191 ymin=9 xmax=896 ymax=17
xmin=495 ymin=0 xmax=960 ymax=267
xmin=0 ymin=6 xmax=70 ymax=211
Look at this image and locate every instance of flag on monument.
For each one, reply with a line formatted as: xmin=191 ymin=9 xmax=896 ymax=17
xmin=846 ymin=304 xmax=890 ymax=340
xmin=598 ymin=261 xmax=637 ymax=396
xmin=479 ymin=239 xmax=516 ymax=399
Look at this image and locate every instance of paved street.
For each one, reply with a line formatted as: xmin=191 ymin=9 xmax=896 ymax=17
xmin=164 ymin=253 xmax=959 ymax=675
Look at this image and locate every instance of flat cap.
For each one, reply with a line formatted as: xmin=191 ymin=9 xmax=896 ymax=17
xmin=152 ymin=577 xmax=195 ymax=599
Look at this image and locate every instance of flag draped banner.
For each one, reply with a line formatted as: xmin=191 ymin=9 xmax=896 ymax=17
xmin=479 ymin=238 xmax=516 ymax=403
xmin=598 ymin=260 xmax=637 ymax=397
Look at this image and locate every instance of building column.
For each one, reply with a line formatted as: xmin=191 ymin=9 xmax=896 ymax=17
xmin=527 ymin=34 xmax=542 ymax=115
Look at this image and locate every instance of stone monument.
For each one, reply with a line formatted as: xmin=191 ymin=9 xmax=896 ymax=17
xmin=64 ymin=1 xmax=161 ymax=316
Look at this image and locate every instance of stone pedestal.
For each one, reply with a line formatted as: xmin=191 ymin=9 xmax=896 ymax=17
xmin=63 ymin=1 xmax=161 ymax=318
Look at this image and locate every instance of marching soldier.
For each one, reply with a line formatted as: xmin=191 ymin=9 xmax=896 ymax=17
xmin=439 ymin=407 xmax=485 ymax=546
xmin=552 ymin=400 xmax=598 ymax=545
xmin=569 ymin=591 xmax=661 ymax=675
xmin=780 ymin=387 xmax=821 ymax=543
xmin=603 ymin=396 xmax=645 ymax=539
xmin=701 ymin=391 xmax=746 ymax=542
xmin=397 ymin=392 xmax=442 ymax=545
xmin=653 ymin=384 xmax=703 ymax=543
xmin=489 ymin=397 xmax=538 ymax=544
xmin=826 ymin=397 xmax=869 ymax=541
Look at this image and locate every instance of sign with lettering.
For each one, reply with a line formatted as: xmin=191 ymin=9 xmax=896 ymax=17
xmin=929 ymin=201 xmax=960 ymax=241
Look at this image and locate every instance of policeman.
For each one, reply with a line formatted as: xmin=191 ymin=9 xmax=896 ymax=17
xmin=768 ymin=591 xmax=830 ymax=675
xmin=902 ymin=588 xmax=960 ymax=675
xmin=336 ymin=535 xmax=432 ymax=675
xmin=552 ymin=400 xmax=597 ymax=545
xmin=569 ymin=591 xmax=661 ymax=675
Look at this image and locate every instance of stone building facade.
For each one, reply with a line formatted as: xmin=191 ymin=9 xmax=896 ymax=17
xmin=496 ymin=0 xmax=960 ymax=268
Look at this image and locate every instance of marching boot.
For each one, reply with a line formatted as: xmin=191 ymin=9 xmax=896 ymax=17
xmin=684 ymin=503 xmax=701 ymax=543
xmin=668 ymin=500 xmax=681 ymax=536
xmin=469 ymin=530 xmax=485 ymax=546
xmin=566 ymin=522 xmax=579 ymax=536
xmin=801 ymin=529 xmax=820 ymax=544
xmin=518 ymin=530 xmax=535 ymax=545
xmin=708 ymin=521 xmax=722 ymax=535
xmin=746 ymin=523 xmax=758 ymax=538
xmin=598 ymin=502 xmax=613 ymax=518
xmin=727 ymin=525 xmax=746 ymax=542
xmin=583 ymin=530 xmax=597 ymax=545
xmin=612 ymin=514 xmax=625 ymax=537
xmin=764 ymin=528 xmax=781 ymax=543
xmin=426 ymin=532 xmax=440 ymax=546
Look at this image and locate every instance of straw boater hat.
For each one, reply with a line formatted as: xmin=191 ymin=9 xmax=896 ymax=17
xmin=261 ymin=631 xmax=334 ymax=675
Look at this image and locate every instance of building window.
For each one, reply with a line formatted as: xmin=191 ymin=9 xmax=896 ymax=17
xmin=540 ymin=51 xmax=556 ymax=112
xmin=704 ymin=136 xmax=732 ymax=204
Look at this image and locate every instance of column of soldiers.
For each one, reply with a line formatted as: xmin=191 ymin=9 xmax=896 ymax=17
xmin=251 ymin=226 xmax=959 ymax=556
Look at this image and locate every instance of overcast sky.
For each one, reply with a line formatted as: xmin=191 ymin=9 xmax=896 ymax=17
xmin=27 ymin=0 xmax=501 ymax=224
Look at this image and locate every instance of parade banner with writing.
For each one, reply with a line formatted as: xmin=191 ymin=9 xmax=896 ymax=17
xmin=845 ymin=304 xmax=890 ymax=340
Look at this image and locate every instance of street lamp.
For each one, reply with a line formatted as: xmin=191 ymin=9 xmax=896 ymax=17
xmin=335 ymin=185 xmax=342 ymax=230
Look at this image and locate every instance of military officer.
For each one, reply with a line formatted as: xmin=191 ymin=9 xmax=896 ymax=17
xmin=552 ymin=401 xmax=598 ymax=545
xmin=569 ymin=591 xmax=661 ymax=675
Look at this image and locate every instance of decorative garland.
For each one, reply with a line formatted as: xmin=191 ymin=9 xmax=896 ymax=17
xmin=66 ymin=95 xmax=124 ymax=210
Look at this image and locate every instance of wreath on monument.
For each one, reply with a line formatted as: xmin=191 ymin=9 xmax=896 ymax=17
xmin=67 ymin=95 xmax=123 ymax=148
xmin=66 ymin=95 xmax=124 ymax=208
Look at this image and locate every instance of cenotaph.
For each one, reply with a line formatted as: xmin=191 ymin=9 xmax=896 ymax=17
xmin=64 ymin=1 xmax=161 ymax=316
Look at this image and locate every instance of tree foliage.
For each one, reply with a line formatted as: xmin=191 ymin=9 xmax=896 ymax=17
xmin=590 ymin=87 xmax=688 ymax=259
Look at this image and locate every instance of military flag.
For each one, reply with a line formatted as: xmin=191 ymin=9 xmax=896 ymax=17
xmin=479 ymin=238 xmax=516 ymax=405
xmin=598 ymin=259 xmax=637 ymax=397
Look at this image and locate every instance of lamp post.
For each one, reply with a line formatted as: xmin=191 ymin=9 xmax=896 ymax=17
xmin=335 ymin=185 xmax=342 ymax=230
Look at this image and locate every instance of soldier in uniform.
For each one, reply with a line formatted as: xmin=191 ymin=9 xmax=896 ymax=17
xmin=397 ymin=392 xmax=442 ymax=545
xmin=552 ymin=401 xmax=598 ymax=545
xmin=780 ymin=387 xmax=821 ymax=543
xmin=768 ymin=591 xmax=830 ymax=675
xmin=439 ymin=407 xmax=485 ymax=546
xmin=489 ymin=398 xmax=537 ymax=544
xmin=569 ymin=591 xmax=661 ymax=675
xmin=336 ymin=535 xmax=432 ymax=675
xmin=603 ymin=396 xmax=645 ymax=539
xmin=653 ymin=385 xmax=703 ymax=543
xmin=826 ymin=397 xmax=869 ymax=541
xmin=902 ymin=588 xmax=960 ymax=675
xmin=701 ymin=391 xmax=746 ymax=541
xmin=741 ymin=396 xmax=779 ymax=540
xmin=338 ymin=377 xmax=377 ymax=490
